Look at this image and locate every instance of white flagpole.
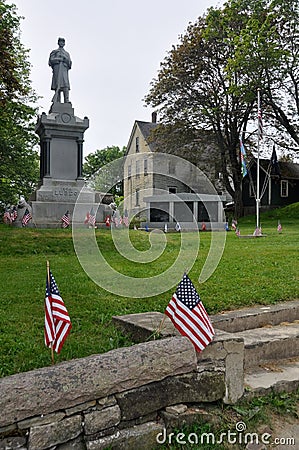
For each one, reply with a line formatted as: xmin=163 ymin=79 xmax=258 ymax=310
xmin=256 ymin=89 xmax=262 ymax=229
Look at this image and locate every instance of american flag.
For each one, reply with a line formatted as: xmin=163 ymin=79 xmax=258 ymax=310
xmin=44 ymin=271 xmax=72 ymax=354
xmin=253 ymin=226 xmax=262 ymax=236
xmin=3 ymin=208 xmax=12 ymax=224
xmin=11 ymin=206 xmax=18 ymax=222
xmin=88 ymin=208 xmax=96 ymax=227
xmin=21 ymin=208 xmax=32 ymax=227
xmin=114 ymin=216 xmax=120 ymax=227
xmin=84 ymin=211 xmax=90 ymax=224
xmin=123 ymin=209 xmax=129 ymax=227
xmin=61 ymin=210 xmax=70 ymax=228
xmin=271 ymin=146 xmax=281 ymax=177
xmin=231 ymin=219 xmax=237 ymax=231
xmin=165 ymin=274 xmax=215 ymax=352
xmin=123 ymin=215 xmax=129 ymax=227
xmin=240 ymin=139 xmax=247 ymax=177
xmin=258 ymin=107 xmax=263 ymax=140
xmin=277 ymin=221 xmax=282 ymax=232
xmin=105 ymin=216 xmax=111 ymax=227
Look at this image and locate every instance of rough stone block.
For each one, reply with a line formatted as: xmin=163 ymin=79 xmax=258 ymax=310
xmin=223 ymin=348 xmax=244 ymax=404
xmin=0 ymin=423 xmax=17 ymax=435
xmin=17 ymin=412 xmax=65 ymax=430
xmin=28 ymin=415 xmax=82 ymax=450
xmin=116 ymin=370 xmax=225 ymax=420
xmin=65 ymin=401 xmax=96 ymax=416
xmin=197 ymin=340 xmax=227 ymax=362
xmin=0 ymin=336 xmax=196 ymax=427
xmin=0 ymin=436 xmax=27 ymax=450
xmin=85 ymin=421 xmax=164 ymax=450
xmin=97 ymin=396 xmax=117 ymax=410
xmin=56 ymin=435 xmax=86 ymax=450
xmin=84 ymin=405 xmax=121 ymax=435
xmin=165 ymin=404 xmax=188 ymax=415
xmin=160 ymin=406 xmax=221 ymax=430
xmin=119 ymin=412 xmax=158 ymax=431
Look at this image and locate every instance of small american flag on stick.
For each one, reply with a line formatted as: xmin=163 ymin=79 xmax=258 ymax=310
xmin=165 ymin=274 xmax=215 ymax=352
xmin=88 ymin=208 xmax=96 ymax=227
xmin=3 ymin=208 xmax=12 ymax=224
xmin=44 ymin=265 xmax=72 ymax=357
xmin=21 ymin=208 xmax=32 ymax=227
xmin=123 ymin=210 xmax=129 ymax=227
xmin=11 ymin=206 xmax=18 ymax=222
xmin=61 ymin=210 xmax=70 ymax=228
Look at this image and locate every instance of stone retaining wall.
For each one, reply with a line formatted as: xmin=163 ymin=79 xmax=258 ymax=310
xmin=0 ymin=334 xmax=243 ymax=450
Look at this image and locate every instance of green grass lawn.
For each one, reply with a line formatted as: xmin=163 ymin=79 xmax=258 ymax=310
xmin=0 ymin=204 xmax=298 ymax=377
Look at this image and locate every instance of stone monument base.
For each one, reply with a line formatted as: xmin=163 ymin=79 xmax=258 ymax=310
xmin=29 ymin=179 xmax=107 ymax=228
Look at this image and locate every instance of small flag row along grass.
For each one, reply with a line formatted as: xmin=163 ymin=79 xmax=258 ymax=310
xmin=0 ymin=204 xmax=298 ymax=377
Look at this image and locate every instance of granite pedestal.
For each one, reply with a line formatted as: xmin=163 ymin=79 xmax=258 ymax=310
xmin=30 ymin=102 xmax=97 ymax=227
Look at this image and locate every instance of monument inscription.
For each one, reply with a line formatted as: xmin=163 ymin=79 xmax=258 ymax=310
xmin=53 ymin=186 xmax=79 ymax=200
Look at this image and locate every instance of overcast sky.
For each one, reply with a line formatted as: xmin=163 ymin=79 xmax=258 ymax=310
xmin=13 ymin=0 xmax=224 ymax=157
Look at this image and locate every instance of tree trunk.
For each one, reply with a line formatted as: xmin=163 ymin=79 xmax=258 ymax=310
xmin=233 ymin=186 xmax=243 ymax=219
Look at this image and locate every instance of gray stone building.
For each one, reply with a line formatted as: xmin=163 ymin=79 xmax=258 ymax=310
xmin=123 ymin=116 xmax=226 ymax=229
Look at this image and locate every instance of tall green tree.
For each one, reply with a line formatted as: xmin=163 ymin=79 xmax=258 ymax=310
xmin=144 ymin=6 xmax=258 ymax=217
xmin=0 ymin=1 xmax=39 ymax=208
xmin=83 ymin=146 xmax=126 ymax=196
xmin=227 ymin=0 xmax=299 ymax=150
xmin=145 ymin=0 xmax=299 ymax=217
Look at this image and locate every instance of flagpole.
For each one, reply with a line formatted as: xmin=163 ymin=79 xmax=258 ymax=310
xmin=46 ymin=260 xmax=55 ymax=365
xmin=256 ymin=88 xmax=261 ymax=229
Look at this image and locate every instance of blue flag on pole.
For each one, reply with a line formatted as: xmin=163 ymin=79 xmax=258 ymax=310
xmin=240 ymin=139 xmax=247 ymax=177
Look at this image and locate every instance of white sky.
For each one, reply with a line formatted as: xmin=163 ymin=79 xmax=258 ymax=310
xmin=13 ymin=0 xmax=224 ymax=157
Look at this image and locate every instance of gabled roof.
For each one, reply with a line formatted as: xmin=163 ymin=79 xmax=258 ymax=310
xmin=247 ymin=158 xmax=299 ymax=179
xmin=279 ymin=161 xmax=299 ymax=178
xmin=126 ymin=120 xmax=158 ymax=155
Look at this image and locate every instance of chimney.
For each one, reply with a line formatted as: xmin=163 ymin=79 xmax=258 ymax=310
xmin=151 ymin=111 xmax=157 ymax=123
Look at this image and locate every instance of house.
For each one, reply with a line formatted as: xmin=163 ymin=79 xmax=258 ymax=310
xmin=124 ymin=115 xmax=226 ymax=229
xmin=242 ymin=158 xmax=299 ymax=215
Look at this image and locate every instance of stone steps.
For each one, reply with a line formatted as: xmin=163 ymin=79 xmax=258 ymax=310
xmin=244 ymin=358 xmax=299 ymax=399
xmin=211 ymin=300 xmax=299 ymax=332
xmin=209 ymin=302 xmax=299 ymax=397
xmin=237 ymin=321 xmax=299 ymax=369
xmin=112 ymin=301 xmax=299 ymax=401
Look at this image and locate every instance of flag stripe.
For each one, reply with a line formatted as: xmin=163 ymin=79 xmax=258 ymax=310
xmin=166 ymin=296 xmax=214 ymax=351
xmin=44 ymin=271 xmax=72 ymax=354
xmin=165 ymin=274 xmax=215 ymax=353
xmin=165 ymin=303 xmax=211 ymax=352
xmin=258 ymin=108 xmax=263 ymax=140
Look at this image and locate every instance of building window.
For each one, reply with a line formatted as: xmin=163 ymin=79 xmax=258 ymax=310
xmin=136 ymin=136 xmax=140 ymax=153
xmin=135 ymin=188 xmax=140 ymax=206
xmin=281 ymin=180 xmax=288 ymax=197
xmin=168 ymin=186 xmax=177 ymax=194
xmin=144 ymin=159 xmax=148 ymax=175
xmin=128 ymin=165 xmax=131 ymax=179
xmin=136 ymin=160 xmax=140 ymax=178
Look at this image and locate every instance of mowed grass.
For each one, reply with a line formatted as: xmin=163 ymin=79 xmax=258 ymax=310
xmin=0 ymin=204 xmax=298 ymax=377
